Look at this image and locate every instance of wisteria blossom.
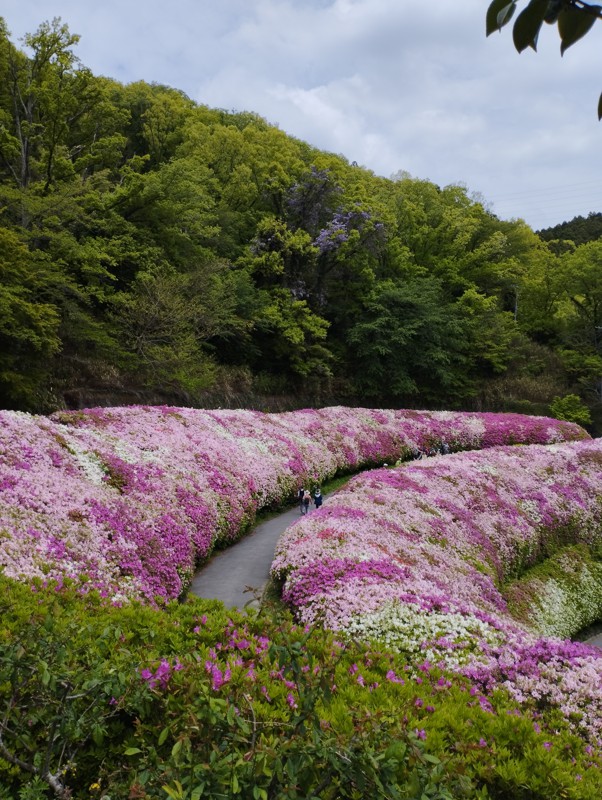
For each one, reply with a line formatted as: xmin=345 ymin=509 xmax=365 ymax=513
xmin=0 ymin=406 xmax=584 ymax=603
xmin=272 ymin=438 xmax=602 ymax=743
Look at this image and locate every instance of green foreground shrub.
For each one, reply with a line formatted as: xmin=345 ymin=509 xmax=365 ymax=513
xmin=0 ymin=576 xmax=600 ymax=799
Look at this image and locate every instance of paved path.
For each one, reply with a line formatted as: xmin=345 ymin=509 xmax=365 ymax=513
xmin=189 ymin=504 xmax=304 ymax=609
xmin=585 ymin=632 xmax=602 ymax=650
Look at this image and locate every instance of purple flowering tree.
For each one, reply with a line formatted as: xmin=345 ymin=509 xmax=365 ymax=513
xmin=285 ymin=166 xmax=342 ymax=237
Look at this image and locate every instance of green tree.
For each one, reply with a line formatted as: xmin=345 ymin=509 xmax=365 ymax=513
xmin=556 ymin=240 xmax=602 ymax=400
xmin=0 ymin=228 xmax=60 ymax=408
xmin=111 ymin=267 xmax=217 ymax=399
xmin=549 ymin=392 xmax=593 ymax=425
xmin=346 ymin=277 xmax=473 ymax=403
xmin=110 ymin=155 xmax=220 ymax=268
xmin=0 ymin=18 xmax=121 ymax=199
xmin=241 ymin=215 xmax=332 ymax=389
xmin=388 ymin=177 xmax=514 ymax=299
xmin=251 ymin=288 xmax=332 ymax=391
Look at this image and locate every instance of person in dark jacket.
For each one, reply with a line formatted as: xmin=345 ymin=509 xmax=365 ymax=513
xmin=313 ymin=487 xmax=323 ymax=509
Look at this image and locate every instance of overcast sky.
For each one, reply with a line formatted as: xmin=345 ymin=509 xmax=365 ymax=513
xmin=3 ymin=0 xmax=602 ymax=231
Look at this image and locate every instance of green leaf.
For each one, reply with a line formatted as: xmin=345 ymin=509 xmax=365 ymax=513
xmin=558 ymin=4 xmax=599 ymax=55
xmin=124 ymin=747 xmax=142 ymax=755
xmin=158 ymin=726 xmax=170 ymax=746
xmin=512 ymin=0 xmax=548 ymax=52
xmin=162 ymin=782 xmax=184 ymax=800
xmin=487 ymin=0 xmax=517 ymax=35
xmin=544 ymin=0 xmax=564 ymax=24
xmin=40 ymin=661 xmax=51 ymax=686
xmin=91 ymin=724 xmax=104 ymax=746
xmin=171 ymin=739 xmax=182 ymax=758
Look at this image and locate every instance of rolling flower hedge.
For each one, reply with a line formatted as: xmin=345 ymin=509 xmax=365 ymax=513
xmin=0 ymin=406 xmax=585 ymax=603
xmin=271 ymin=438 xmax=602 ymax=744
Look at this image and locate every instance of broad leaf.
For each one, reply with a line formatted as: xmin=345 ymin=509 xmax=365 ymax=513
xmin=543 ymin=0 xmax=565 ymax=24
xmin=512 ymin=0 xmax=548 ymax=52
xmin=486 ymin=0 xmax=517 ymax=35
xmin=558 ymin=4 xmax=599 ymax=54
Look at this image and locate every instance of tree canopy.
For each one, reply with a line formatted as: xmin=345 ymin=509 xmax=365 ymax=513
xmin=538 ymin=211 xmax=602 ymax=245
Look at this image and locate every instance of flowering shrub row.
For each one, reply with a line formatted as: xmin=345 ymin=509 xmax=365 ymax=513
xmin=272 ymin=438 xmax=602 ymax=744
xmin=0 ymin=406 xmax=585 ymax=603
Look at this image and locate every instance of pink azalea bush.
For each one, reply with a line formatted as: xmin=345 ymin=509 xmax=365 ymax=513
xmin=272 ymin=438 xmax=602 ymax=744
xmin=0 ymin=405 xmax=585 ymax=603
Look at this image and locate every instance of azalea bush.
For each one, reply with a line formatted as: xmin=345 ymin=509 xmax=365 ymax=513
xmin=1 ymin=576 xmax=600 ymax=799
xmin=0 ymin=406 xmax=585 ymax=604
xmin=272 ymin=438 xmax=602 ymax=746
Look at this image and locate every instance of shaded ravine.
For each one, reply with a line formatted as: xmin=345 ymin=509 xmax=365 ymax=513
xmin=189 ymin=501 xmax=602 ymax=652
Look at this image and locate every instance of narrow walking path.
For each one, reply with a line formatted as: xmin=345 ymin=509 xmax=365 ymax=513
xmin=587 ymin=633 xmax=602 ymax=650
xmin=189 ymin=504 xmax=304 ymax=609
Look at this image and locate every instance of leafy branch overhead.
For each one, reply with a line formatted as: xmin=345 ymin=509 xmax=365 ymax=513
xmin=486 ymin=0 xmax=602 ymax=118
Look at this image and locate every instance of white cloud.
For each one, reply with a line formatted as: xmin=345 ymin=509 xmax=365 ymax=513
xmin=2 ymin=0 xmax=602 ymax=228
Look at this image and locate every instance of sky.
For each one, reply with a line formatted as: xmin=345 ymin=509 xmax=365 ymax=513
xmin=2 ymin=0 xmax=602 ymax=231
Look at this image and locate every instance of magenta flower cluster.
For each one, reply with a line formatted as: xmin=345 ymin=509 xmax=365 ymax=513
xmin=140 ymin=657 xmax=184 ymax=690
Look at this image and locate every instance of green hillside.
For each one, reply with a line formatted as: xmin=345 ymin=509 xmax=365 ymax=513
xmin=1 ymin=18 xmax=601 ymax=431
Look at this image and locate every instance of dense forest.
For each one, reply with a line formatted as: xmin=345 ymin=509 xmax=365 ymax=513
xmin=538 ymin=212 xmax=602 ymax=247
xmin=1 ymin=19 xmax=602 ymax=430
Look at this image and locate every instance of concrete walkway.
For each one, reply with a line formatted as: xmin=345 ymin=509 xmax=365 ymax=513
xmin=585 ymin=632 xmax=602 ymax=650
xmin=189 ymin=504 xmax=304 ymax=609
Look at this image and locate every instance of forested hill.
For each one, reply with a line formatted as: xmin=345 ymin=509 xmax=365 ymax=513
xmin=538 ymin=212 xmax=602 ymax=247
xmin=1 ymin=19 xmax=601 ymax=430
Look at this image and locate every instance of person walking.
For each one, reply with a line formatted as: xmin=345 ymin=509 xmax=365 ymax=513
xmin=313 ymin=487 xmax=323 ymax=509
xmin=302 ymin=489 xmax=311 ymax=514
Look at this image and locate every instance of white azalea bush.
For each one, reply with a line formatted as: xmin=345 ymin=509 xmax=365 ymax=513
xmin=505 ymin=545 xmax=602 ymax=639
xmin=345 ymin=600 xmax=505 ymax=668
